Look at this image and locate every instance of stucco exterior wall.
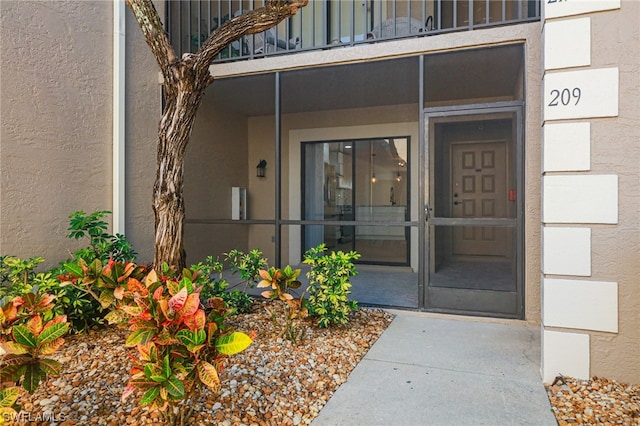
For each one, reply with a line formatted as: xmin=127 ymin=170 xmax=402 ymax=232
xmin=0 ymin=1 xmax=113 ymax=266
xmin=123 ymin=4 xmax=163 ymax=265
xmin=0 ymin=1 xmax=162 ymax=267
xmin=521 ymin=28 xmax=543 ymax=327
xmin=540 ymin=0 xmax=639 ymax=384
xmin=184 ymin=94 xmax=250 ymax=263
xmin=587 ymin=0 xmax=640 ymax=384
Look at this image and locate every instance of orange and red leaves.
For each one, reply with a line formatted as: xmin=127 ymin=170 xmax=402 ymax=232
xmin=183 ymin=309 xmax=205 ymax=332
xmin=179 ymin=293 xmax=200 ymax=317
xmin=168 ymin=288 xmax=187 ymax=312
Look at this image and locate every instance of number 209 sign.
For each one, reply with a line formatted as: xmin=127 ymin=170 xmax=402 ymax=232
xmin=544 ymin=68 xmax=618 ymax=121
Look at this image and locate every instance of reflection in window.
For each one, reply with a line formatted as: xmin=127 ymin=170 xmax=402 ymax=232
xmin=303 ymin=137 xmax=409 ymax=265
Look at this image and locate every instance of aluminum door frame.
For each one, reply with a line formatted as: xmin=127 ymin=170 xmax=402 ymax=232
xmin=421 ymin=102 xmax=524 ymax=319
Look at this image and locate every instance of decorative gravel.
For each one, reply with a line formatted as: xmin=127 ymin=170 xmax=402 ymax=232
xmin=546 ymin=375 xmax=640 ymax=425
xmin=14 ymin=306 xmax=640 ymax=425
xmin=14 ymin=302 xmax=393 ymax=425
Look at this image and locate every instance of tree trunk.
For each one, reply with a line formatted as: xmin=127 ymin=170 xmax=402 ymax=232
xmin=153 ymin=74 xmax=207 ymax=271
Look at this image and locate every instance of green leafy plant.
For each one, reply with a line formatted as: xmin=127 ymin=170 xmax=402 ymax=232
xmin=67 ymin=210 xmax=137 ymax=263
xmin=40 ymin=210 xmax=139 ymax=333
xmin=61 ymin=259 xmax=141 ymax=309
xmin=59 ymin=258 xmax=149 ymax=326
xmin=51 ymin=284 xmax=105 ymax=333
xmin=1 ymin=210 xmax=139 ymax=335
xmin=0 ymin=257 xmax=56 ymax=300
xmin=0 ymin=291 xmax=69 ymax=421
xmin=225 ymin=249 xmax=268 ymax=289
xmin=199 ymin=277 xmax=253 ymax=315
xmin=303 ymin=244 xmax=360 ymax=328
xmin=120 ymin=268 xmax=253 ymax=426
xmin=59 ymin=259 xmax=253 ymax=424
xmin=0 ymin=256 xmax=101 ymax=334
xmin=192 ymin=250 xmax=267 ymax=315
xmin=257 ymin=266 xmax=308 ymax=344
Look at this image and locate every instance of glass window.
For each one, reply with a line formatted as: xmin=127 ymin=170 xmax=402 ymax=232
xmin=302 ymin=137 xmax=410 ymax=265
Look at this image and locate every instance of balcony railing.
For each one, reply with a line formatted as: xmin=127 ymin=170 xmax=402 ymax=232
xmin=167 ymin=0 xmax=540 ymax=62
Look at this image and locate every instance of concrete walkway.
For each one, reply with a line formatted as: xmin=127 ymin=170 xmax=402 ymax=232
xmin=312 ymin=312 xmax=557 ymax=426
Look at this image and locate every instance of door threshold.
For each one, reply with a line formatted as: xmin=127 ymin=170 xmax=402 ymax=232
xmin=383 ymin=307 xmax=532 ymax=326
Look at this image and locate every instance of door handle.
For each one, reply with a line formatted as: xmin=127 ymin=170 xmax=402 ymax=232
xmin=453 ymin=201 xmax=462 ymax=205
xmin=424 ymin=204 xmax=431 ymax=221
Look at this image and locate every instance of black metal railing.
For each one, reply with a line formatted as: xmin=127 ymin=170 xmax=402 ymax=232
xmin=167 ymin=0 xmax=540 ymax=62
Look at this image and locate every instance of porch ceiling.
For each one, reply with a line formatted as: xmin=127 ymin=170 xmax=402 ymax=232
xmin=207 ymin=44 xmax=522 ymax=116
xmin=425 ymin=44 xmax=523 ymax=103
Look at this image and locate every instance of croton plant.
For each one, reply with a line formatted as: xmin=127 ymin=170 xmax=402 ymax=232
xmin=118 ymin=268 xmax=253 ymax=425
xmin=61 ymin=260 xmax=254 ymax=425
xmin=0 ymin=291 xmax=70 ymax=422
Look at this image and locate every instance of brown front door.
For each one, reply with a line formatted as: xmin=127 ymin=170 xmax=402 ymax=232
xmin=451 ymin=141 xmax=508 ymax=257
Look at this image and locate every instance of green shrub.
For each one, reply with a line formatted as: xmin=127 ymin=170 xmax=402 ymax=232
xmin=0 ymin=256 xmax=9 ymax=286
xmin=1 ymin=211 xmax=139 ymax=335
xmin=303 ymin=244 xmax=360 ymax=328
xmin=56 ymin=210 xmax=138 ymax=332
xmin=192 ymin=250 xmax=267 ymax=315
xmin=199 ymin=277 xmax=253 ymax=315
xmin=59 ymin=258 xmax=150 ymax=327
xmin=67 ymin=210 xmax=137 ymax=263
xmin=0 ymin=256 xmax=55 ymax=300
xmin=51 ymin=283 xmax=105 ymax=332
xmin=0 ymin=257 xmax=106 ymax=335
xmin=225 ymin=249 xmax=268 ymax=288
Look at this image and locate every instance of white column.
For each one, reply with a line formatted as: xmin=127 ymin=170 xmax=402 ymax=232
xmin=113 ymin=0 xmax=126 ymax=235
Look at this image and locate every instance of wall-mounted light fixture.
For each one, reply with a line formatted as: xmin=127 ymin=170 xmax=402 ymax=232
xmin=256 ymin=159 xmax=267 ymax=178
xmin=371 ymin=149 xmax=377 ymax=183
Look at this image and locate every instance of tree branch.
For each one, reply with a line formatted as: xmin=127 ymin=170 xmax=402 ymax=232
xmin=193 ymin=0 xmax=308 ymax=75
xmin=125 ymin=0 xmax=178 ymax=85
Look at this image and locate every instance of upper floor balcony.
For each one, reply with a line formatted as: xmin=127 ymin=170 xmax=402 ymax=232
xmin=167 ymin=0 xmax=540 ymax=62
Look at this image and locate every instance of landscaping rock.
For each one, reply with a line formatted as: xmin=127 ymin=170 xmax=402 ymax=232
xmin=546 ymin=375 xmax=640 ymax=425
xmin=15 ymin=303 xmax=393 ymax=425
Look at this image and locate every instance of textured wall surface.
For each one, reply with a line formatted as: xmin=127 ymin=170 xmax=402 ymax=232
xmin=0 ymin=1 xmax=113 ymax=266
xmin=540 ymin=0 xmax=639 ymax=384
xmin=123 ymin=4 xmax=163 ymax=265
xmin=183 ymin=88 xmax=250 ymax=264
xmin=0 ymin=1 xmax=162 ymax=267
xmin=587 ymin=0 xmax=640 ymax=383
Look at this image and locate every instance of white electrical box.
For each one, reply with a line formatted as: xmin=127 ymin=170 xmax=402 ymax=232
xmin=231 ymin=187 xmax=246 ymax=220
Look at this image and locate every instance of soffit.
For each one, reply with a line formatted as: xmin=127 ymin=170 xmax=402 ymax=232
xmin=206 ymin=44 xmax=523 ymax=116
